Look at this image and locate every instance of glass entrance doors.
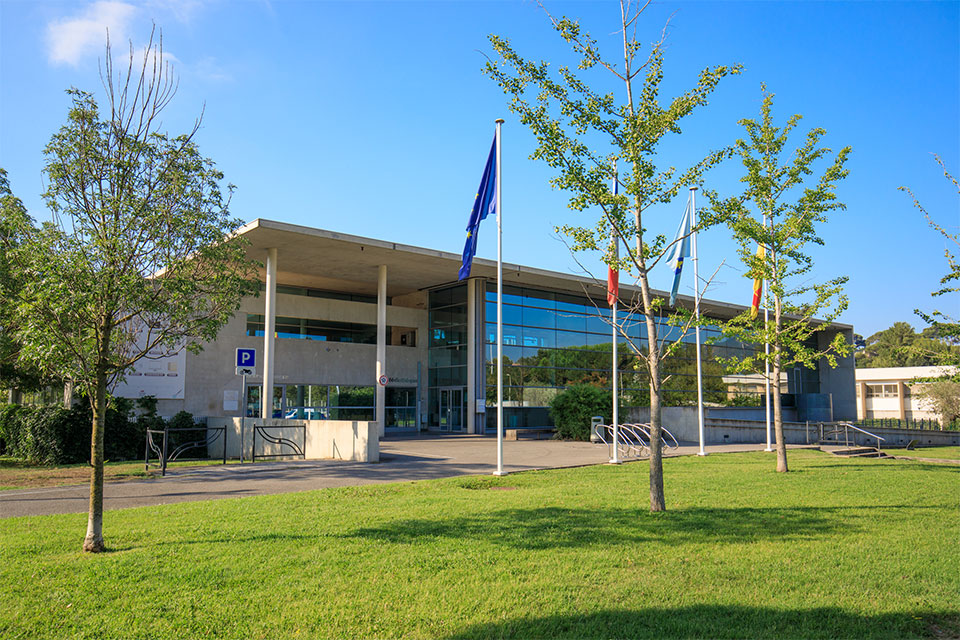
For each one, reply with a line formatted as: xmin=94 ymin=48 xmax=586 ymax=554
xmin=438 ymin=387 xmax=465 ymax=432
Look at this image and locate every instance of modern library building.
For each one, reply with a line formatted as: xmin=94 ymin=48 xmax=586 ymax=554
xmin=114 ymin=219 xmax=856 ymax=433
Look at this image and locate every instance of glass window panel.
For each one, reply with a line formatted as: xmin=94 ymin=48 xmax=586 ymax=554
xmin=521 ymin=289 xmax=556 ymax=309
xmin=522 ymin=305 xmax=556 ymax=329
xmin=555 ymin=293 xmax=590 ymax=312
xmin=585 ymin=315 xmax=610 ymax=334
xmin=555 ymin=332 xmax=590 ymax=350
xmin=522 ymin=326 xmax=556 ymax=349
xmin=523 ymin=346 xmax=554 ymax=366
xmin=587 ymin=332 xmax=612 ymax=346
xmin=502 ymin=285 xmax=524 ymax=305
xmin=501 ymin=304 xmax=523 ymax=326
xmin=556 ymin=312 xmax=586 ymax=333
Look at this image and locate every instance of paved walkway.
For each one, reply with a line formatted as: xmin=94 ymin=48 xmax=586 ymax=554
xmin=0 ymin=436 xmax=795 ymax=519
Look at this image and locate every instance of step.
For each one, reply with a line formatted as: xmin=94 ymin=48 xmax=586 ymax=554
xmin=830 ymin=447 xmax=888 ymax=458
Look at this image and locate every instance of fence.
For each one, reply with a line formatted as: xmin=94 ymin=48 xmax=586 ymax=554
xmin=856 ymin=418 xmax=959 ymax=431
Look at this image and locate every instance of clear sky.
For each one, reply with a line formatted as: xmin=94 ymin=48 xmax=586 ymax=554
xmin=1 ymin=0 xmax=957 ymax=339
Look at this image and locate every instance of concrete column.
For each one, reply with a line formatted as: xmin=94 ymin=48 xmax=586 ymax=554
xmin=466 ymin=278 xmax=476 ymax=434
xmin=376 ymin=264 xmax=387 ymax=437
xmin=63 ymin=381 xmax=73 ymax=409
xmin=897 ymin=381 xmax=906 ymax=421
xmin=261 ymin=247 xmax=277 ymax=419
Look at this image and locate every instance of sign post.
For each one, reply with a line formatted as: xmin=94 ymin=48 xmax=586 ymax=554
xmin=235 ymin=349 xmax=256 ymax=463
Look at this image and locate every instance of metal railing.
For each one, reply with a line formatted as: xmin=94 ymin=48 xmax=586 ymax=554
xmin=819 ymin=421 xmax=885 ymax=454
xmin=251 ymin=423 xmax=306 ymax=462
xmin=144 ymin=425 xmax=227 ymax=477
xmin=593 ymin=423 xmax=679 ymax=460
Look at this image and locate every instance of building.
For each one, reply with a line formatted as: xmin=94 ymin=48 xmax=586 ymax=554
xmin=855 ymin=365 xmax=957 ymax=423
xmin=114 ymin=219 xmax=857 ymax=432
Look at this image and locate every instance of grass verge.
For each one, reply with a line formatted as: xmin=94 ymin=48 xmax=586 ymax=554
xmin=882 ymin=446 xmax=960 ymax=460
xmin=0 ymin=450 xmax=957 ymax=639
xmin=0 ymin=457 xmax=238 ymax=490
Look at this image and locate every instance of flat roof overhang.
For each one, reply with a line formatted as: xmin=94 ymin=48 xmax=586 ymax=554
xmin=234 ymin=218 xmax=852 ymax=330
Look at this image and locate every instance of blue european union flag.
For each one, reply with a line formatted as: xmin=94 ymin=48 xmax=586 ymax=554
xmin=458 ymin=137 xmax=497 ymax=280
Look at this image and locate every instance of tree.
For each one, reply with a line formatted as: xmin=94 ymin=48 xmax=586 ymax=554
xmin=901 ymin=156 xmax=960 ymax=361
xmin=485 ymin=1 xmax=741 ymax=510
xmin=708 ymin=87 xmax=852 ymax=473
xmin=0 ymin=170 xmax=47 ymax=398
xmin=0 ymin=32 xmax=258 ymax=552
xmin=855 ymin=321 xmax=958 ymax=368
xmin=915 ymin=379 xmax=960 ymax=430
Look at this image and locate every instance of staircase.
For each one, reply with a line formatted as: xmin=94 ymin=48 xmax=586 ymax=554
xmin=827 ymin=446 xmax=889 ymax=459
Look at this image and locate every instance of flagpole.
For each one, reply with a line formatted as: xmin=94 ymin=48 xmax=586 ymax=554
xmin=691 ymin=187 xmax=706 ymax=457
xmin=494 ymin=118 xmax=507 ymax=476
xmin=764 ymin=212 xmax=772 ymax=452
xmin=609 ymin=162 xmax=620 ymax=464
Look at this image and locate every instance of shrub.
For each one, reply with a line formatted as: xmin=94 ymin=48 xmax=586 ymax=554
xmin=0 ymin=396 xmax=184 ymax=465
xmin=549 ymin=384 xmax=612 ymax=441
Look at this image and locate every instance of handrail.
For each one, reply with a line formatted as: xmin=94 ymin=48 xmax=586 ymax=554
xmin=819 ymin=421 xmax=885 ymax=456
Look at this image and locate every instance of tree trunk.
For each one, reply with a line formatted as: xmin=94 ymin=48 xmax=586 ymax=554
xmin=773 ymin=301 xmax=788 ymax=473
xmin=637 ymin=273 xmax=666 ymax=511
xmin=83 ymin=369 xmax=107 ymax=552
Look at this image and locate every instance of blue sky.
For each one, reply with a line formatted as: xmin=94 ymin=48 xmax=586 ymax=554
xmin=1 ymin=0 xmax=957 ymax=339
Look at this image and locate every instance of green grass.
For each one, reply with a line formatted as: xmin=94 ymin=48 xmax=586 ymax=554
xmin=883 ymin=446 xmax=960 ymax=460
xmin=1 ymin=450 xmax=957 ymax=639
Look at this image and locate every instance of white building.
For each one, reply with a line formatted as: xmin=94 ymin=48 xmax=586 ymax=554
xmin=855 ymin=366 xmax=957 ymax=423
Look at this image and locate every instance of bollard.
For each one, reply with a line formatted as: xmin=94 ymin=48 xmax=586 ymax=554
xmin=590 ymin=416 xmax=604 ymax=443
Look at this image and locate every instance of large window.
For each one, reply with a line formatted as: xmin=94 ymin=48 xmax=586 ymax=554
xmin=483 ymin=284 xmax=773 ymax=430
xmin=245 ymin=384 xmax=417 ymax=427
xmin=428 ymin=285 xmax=468 ymax=430
xmin=246 ymin=315 xmax=415 ymax=346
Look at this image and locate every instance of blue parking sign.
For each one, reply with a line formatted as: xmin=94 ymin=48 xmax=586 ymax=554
xmin=236 ymin=348 xmax=256 ymax=368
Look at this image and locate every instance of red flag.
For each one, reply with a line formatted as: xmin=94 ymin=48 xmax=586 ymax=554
xmin=607 ymin=265 xmax=619 ymax=306
xmin=750 ymin=243 xmax=765 ymax=319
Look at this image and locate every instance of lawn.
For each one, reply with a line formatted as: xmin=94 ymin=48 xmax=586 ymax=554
xmin=883 ymin=446 xmax=960 ymax=461
xmin=0 ymin=450 xmax=957 ymax=639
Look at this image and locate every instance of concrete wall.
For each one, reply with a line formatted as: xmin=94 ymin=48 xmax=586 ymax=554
xmin=207 ymin=417 xmax=379 ymax=462
xmin=179 ymin=293 xmax=427 ymax=419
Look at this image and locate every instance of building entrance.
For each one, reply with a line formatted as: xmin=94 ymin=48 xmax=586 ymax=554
xmin=438 ymin=387 xmax=465 ymax=432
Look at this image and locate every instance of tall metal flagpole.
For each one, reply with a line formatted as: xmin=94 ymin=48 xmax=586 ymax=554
xmin=494 ymin=118 xmax=507 ymax=476
xmin=764 ymin=212 xmax=772 ymax=452
xmin=610 ymin=163 xmax=620 ymax=465
xmin=692 ymin=187 xmax=706 ymax=456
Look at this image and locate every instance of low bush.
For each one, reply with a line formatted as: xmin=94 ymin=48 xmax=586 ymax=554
xmin=549 ymin=384 xmax=612 ymax=440
xmin=0 ymin=396 xmax=194 ymax=465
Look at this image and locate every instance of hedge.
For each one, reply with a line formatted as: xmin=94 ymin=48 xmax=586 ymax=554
xmin=0 ymin=397 xmax=192 ymax=465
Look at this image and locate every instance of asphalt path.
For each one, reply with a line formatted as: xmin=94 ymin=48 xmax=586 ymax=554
xmin=0 ymin=436 xmax=782 ymax=519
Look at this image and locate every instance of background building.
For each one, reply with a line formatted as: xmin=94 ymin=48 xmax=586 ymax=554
xmin=855 ymin=365 xmax=957 ymax=423
xmin=114 ymin=219 xmax=857 ymax=432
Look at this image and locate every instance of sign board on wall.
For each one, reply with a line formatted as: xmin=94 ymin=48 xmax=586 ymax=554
xmin=113 ymin=348 xmax=186 ymax=399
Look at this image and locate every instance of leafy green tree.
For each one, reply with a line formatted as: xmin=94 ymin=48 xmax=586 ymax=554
xmin=915 ymin=379 xmax=960 ymax=430
xmin=0 ymin=170 xmax=47 ymax=397
xmin=1 ymin=33 xmax=258 ymax=552
xmin=485 ymin=1 xmax=740 ymax=511
xmin=707 ymin=87 xmax=852 ymax=473
xmin=856 ymin=322 xmax=958 ymax=368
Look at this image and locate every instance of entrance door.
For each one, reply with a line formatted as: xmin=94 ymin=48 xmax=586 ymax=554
xmin=438 ymin=387 xmax=465 ymax=432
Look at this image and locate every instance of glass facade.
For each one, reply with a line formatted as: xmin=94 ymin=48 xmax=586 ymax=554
xmin=427 ymin=285 xmax=468 ymax=430
xmin=483 ymin=284 xmax=782 ymax=431
xmin=245 ymin=383 xmax=416 ymax=426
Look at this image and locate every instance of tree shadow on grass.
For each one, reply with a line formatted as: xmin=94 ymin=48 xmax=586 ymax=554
xmin=443 ymin=605 xmax=959 ymax=640
xmin=341 ymin=505 xmax=856 ymax=550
